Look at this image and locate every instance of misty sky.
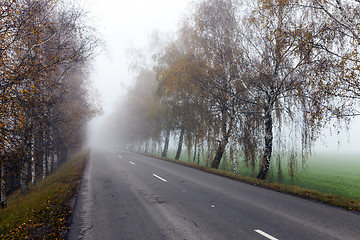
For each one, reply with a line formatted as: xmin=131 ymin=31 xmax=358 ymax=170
xmin=83 ymin=0 xmax=360 ymax=154
xmin=85 ymin=0 xmax=192 ymax=111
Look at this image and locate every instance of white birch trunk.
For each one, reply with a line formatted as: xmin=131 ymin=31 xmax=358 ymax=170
xmin=1 ymin=163 xmax=6 ymax=208
xmin=47 ymin=152 xmax=53 ymax=174
xmin=232 ymin=148 xmax=238 ymax=174
xmin=154 ymin=140 xmax=157 ymax=154
xmin=43 ymin=150 xmax=47 ymax=180
xmin=42 ymin=132 xmax=47 ymax=179
xmin=54 ymin=152 xmax=58 ymax=170
xmin=31 ymin=137 xmax=36 ymax=186
xmin=230 ymin=137 xmax=238 ymax=173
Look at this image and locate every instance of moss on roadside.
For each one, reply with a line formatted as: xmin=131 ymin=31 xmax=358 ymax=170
xmin=0 ymin=150 xmax=88 ymax=239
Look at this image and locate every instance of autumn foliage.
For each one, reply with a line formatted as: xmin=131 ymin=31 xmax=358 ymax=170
xmin=0 ymin=0 xmax=99 ymax=208
xmin=109 ymin=0 xmax=360 ymax=180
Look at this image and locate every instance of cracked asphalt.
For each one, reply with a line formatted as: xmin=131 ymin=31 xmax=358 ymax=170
xmin=66 ymin=149 xmax=360 ymax=240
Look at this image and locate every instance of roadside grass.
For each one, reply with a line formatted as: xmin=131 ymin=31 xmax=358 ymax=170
xmin=0 ymin=150 xmax=88 ymax=239
xmin=147 ymin=150 xmax=360 ymax=212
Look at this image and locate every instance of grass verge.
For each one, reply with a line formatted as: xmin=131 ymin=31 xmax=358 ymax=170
xmin=0 ymin=150 xmax=88 ymax=239
xmin=140 ymin=152 xmax=360 ymax=213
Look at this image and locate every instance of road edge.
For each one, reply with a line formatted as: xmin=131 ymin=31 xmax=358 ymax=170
xmin=63 ymin=151 xmax=90 ymax=239
xmin=134 ymin=151 xmax=360 ymax=213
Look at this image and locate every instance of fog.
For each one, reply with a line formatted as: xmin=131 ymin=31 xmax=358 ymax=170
xmin=84 ymin=0 xmax=193 ymax=112
xmin=314 ymin=118 xmax=360 ymax=154
xmin=84 ymin=0 xmax=192 ymax=145
xmin=84 ymin=0 xmax=360 ymax=155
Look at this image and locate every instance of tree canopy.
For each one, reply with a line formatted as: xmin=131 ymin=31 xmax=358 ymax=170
xmin=108 ymin=0 xmax=360 ymax=181
xmin=0 ymin=0 xmax=100 ymax=208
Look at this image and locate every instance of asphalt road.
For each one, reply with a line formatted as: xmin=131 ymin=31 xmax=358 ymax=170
xmin=66 ymin=149 xmax=360 ymax=240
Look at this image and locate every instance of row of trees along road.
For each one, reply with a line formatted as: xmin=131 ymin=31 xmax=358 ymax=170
xmin=0 ymin=0 xmax=100 ymax=208
xmin=108 ymin=0 xmax=360 ymax=181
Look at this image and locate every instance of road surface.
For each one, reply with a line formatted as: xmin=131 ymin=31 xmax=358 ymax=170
xmin=66 ymin=149 xmax=360 ymax=240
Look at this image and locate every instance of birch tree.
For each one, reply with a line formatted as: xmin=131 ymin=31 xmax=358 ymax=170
xmin=179 ymin=0 xmax=243 ymax=168
xmin=307 ymin=0 xmax=360 ymax=116
xmin=0 ymin=0 xmax=100 ymax=207
xmin=110 ymin=0 xmax=355 ymax=181
xmin=235 ymin=0 xmax=339 ymax=179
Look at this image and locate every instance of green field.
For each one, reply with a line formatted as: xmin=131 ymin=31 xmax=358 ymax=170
xmin=161 ymin=150 xmax=360 ymax=201
xmin=277 ymin=154 xmax=360 ymax=200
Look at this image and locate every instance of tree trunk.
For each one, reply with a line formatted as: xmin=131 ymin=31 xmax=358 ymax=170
xmin=42 ymin=132 xmax=47 ymax=179
xmin=161 ymin=129 xmax=170 ymax=158
xmin=206 ymin=137 xmax=212 ymax=167
xmin=210 ymin=113 xmax=232 ymax=169
xmin=211 ymin=122 xmax=231 ymax=169
xmin=53 ymin=151 xmax=58 ymax=170
xmin=20 ymin=161 xmax=29 ymax=193
xmin=43 ymin=148 xmax=47 ymax=180
xmin=152 ymin=140 xmax=156 ymax=154
xmin=193 ymin=140 xmax=197 ymax=163
xmin=211 ymin=138 xmax=228 ymax=169
xmin=42 ymin=151 xmax=47 ymax=179
xmin=175 ymin=128 xmax=184 ymax=160
xmin=158 ymin=142 xmax=161 ymax=156
xmin=47 ymin=152 xmax=53 ymax=174
xmin=21 ymin=135 xmax=31 ymax=193
xmin=197 ymin=144 xmax=200 ymax=165
xmin=230 ymin=144 xmax=238 ymax=173
xmin=257 ymin=109 xmax=273 ymax=180
xmin=1 ymin=163 xmax=6 ymax=208
xmin=31 ymin=137 xmax=36 ymax=186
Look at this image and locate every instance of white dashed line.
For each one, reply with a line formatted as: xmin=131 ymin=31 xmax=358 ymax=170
xmin=255 ymin=230 xmax=278 ymax=240
xmin=118 ymin=156 xmax=122 ymax=158
xmin=129 ymin=161 xmax=135 ymax=165
xmin=152 ymin=174 xmax=168 ymax=182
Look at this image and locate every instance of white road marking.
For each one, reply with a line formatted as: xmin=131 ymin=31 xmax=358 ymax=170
xmin=152 ymin=174 xmax=168 ymax=182
xmin=129 ymin=161 xmax=135 ymax=165
xmin=211 ymin=205 xmax=215 ymax=208
xmin=119 ymin=156 xmax=122 ymax=158
xmin=255 ymin=230 xmax=278 ymax=240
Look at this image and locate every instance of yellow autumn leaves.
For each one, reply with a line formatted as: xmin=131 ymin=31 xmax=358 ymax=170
xmin=0 ymin=0 xmax=99 ymax=208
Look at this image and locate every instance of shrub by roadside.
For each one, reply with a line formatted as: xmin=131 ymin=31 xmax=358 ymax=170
xmin=0 ymin=150 xmax=88 ymax=239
